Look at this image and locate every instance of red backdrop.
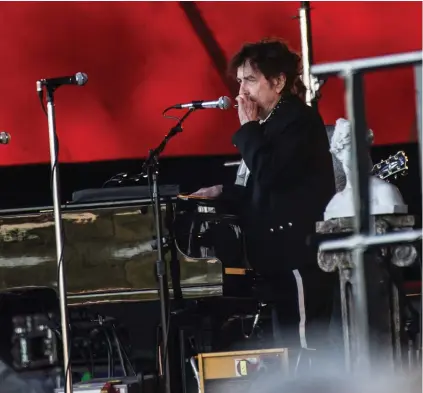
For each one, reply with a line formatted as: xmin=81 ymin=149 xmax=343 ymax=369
xmin=0 ymin=1 xmax=421 ymax=165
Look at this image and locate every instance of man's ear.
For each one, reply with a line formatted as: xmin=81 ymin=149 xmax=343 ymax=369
xmin=275 ymin=73 xmax=286 ymax=94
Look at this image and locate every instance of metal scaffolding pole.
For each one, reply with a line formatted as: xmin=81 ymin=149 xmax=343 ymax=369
xmin=298 ymin=1 xmax=315 ymax=108
xmin=311 ymin=51 xmax=422 ymax=76
xmin=343 ymin=69 xmax=371 ymax=368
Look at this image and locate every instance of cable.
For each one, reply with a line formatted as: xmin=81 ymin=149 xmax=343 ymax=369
xmin=102 ymin=172 xmax=129 ymax=188
xmin=37 ymin=88 xmax=47 ymax=117
xmin=54 ymin=148 xmax=72 ymax=393
xmin=162 ymin=106 xmax=181 ymax=123
xmin=111 ymin=323 xmax=136 ymax=377
xmin=160 ymin=303 xmax=172 ymax=381
xmin=103 ymin=329 xmax=114 ymax=378
xmin=102 ymin=107 xmax=183 ymax=188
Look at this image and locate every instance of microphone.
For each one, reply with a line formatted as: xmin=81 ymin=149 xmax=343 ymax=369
xmin=37 ymin=72 xmax=88 ymax=89
xmin=0 ymin=131 xmax=10 ymax=145
xmin=173 ymin=96 xmax=231 ymax=110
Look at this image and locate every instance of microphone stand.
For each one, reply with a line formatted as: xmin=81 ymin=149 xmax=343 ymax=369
xmin=142 ymin=107 xmax=196 ymax=393
xmin=44 ymin=84 xmax=73 ymax=393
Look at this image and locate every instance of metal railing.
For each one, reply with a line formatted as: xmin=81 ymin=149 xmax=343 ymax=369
xmin=310 ymin=51 xmax=423 ymax=369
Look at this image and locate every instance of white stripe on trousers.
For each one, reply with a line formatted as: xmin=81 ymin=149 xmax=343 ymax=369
xmin=292 ymin=269 xmax=308 ymax=349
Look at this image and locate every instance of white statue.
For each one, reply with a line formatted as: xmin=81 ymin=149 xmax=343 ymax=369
xmin=324 ymin=118 xmax=407 ymax=220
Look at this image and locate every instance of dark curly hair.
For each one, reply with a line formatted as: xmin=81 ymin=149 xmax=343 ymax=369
xmin=228 ymin=38 xmax=306 ymax=101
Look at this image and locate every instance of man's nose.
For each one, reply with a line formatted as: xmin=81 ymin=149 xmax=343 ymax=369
xmin=239 ymin=83 xmax=248 ymax=96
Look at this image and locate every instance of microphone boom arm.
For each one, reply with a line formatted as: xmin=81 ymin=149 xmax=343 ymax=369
xmin=141 ymin=107 xmax=196 ymax=175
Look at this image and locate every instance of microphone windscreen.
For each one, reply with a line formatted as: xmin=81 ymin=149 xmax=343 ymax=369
xmin=219 ymin=96 xmax=232 ymax=110
xmin=0 ymin=132 xmax=10 ymax=144
xmin=75 ymin=72 xmax=88 ymax=86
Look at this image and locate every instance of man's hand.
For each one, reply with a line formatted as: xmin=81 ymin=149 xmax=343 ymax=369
xmin=190 ymin=185 xmax=223 ymax=198
xmin=236 ymin=94 xmax=259 ymax=126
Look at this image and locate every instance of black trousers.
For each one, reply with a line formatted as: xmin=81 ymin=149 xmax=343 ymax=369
xmin=257 ymin=265 xmax=336 ymax=351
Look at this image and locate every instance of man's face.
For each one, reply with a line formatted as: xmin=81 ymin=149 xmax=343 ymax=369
xmin=236 ymin=61 xmax=284 ymax=119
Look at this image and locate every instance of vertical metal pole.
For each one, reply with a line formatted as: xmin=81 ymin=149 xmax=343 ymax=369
xmin=415 ymin=66 xmax=423 ymax=362
xmin=299 ymin=1 xmax=315 ymax=108
xmin=151 ymin=170 xmax=171 ymax=393
xmin=343 ymin=70 xmax=371 ymax=370
xmin=46 ymin=89 xmax=73 ymax=393
xmin=414 ymin=65 xmax=422 ymax=142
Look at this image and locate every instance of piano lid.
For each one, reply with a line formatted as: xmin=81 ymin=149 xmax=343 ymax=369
xmin=71 ymin=184 xmax=180 ymax=204
xmin=0 ymin=185 xmax=180 ymax=218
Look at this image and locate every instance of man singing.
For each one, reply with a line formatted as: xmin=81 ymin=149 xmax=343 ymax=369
xmin=193 ymin=39 xmax=336 ymax=350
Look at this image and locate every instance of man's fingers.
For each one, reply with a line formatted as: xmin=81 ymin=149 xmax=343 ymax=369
xmin=236 ymin=94 xmax=247 ymax=103
xmin=191 ymin=188 xmax=204 ymax=196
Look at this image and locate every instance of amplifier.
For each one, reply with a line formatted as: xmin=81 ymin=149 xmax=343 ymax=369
xmin=197 ymin=348 xmax=288 ymax=393
xmin=54 ymin=377 xmax=142 ymax=393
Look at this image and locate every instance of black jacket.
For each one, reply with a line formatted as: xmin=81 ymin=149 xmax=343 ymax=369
xmin=223 ymin=94 xmax=335 ymax=274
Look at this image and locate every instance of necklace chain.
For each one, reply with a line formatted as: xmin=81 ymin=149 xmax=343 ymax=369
xmin=261 ymin=97 xmax=284 ymax=125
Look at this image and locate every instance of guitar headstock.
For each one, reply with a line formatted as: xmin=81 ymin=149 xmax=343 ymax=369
xmin=372 ymin=151 xmax=408 ymax=181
